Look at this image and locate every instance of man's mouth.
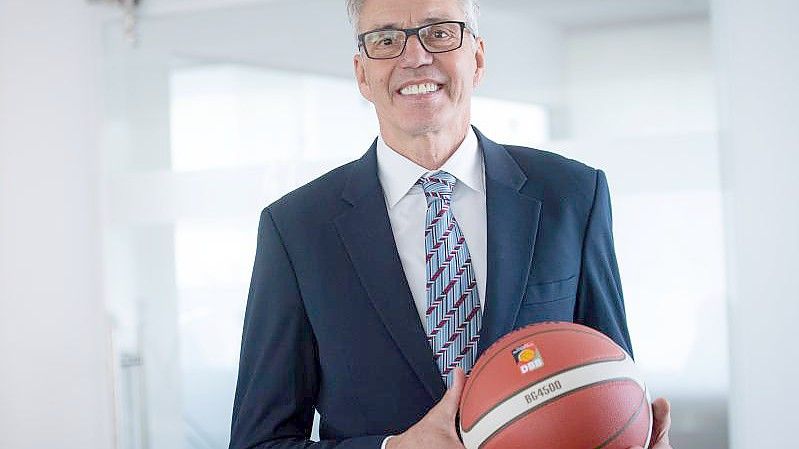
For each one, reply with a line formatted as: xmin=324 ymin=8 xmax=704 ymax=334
xmin=398 ymin=82 xmax=441 ymax=96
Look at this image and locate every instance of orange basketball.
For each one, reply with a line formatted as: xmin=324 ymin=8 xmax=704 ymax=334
xmin=459 ymin=322 xmax=651 ymax=449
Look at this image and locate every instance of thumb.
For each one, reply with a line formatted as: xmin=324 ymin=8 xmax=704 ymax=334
xmin=436 ymin=367 xmax=466 ymax=419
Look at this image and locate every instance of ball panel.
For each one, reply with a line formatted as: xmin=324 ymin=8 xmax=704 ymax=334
xmin=479 ymin=380 xmax=647 ymax=449
xmin=460 ymin=322 xmax=626 ymax=429
xmin=459 ymin=322 xmax=650 ymax=449
xmin=605 ymin=393 xmax=652 ymax=449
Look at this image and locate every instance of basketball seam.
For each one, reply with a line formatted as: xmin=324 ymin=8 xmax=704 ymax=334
xmin=593 ymin=387 xmax=647 ymax=449
xmin=475 ymin=377 xmax=643 ymax=449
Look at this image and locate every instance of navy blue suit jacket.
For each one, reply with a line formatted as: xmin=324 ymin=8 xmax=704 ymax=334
xmin=229 ymin=128 xmax=632 ymax=449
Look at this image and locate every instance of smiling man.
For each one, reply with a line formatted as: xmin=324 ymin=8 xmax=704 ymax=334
xmin=229 ymin=1 xmax=672 ymax=449
xmin=352 ymin=0 xmax=483 ymax=171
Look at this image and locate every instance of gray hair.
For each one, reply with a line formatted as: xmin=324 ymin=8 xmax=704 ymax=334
xmin=346 ymin=0 xmax=480 ymax=38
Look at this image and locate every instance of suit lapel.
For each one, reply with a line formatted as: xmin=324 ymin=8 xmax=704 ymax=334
xmin=332 ymin=132 xmax=541 ymax=395
xmin=334 ymin=143 xmax=446 ymax=401
xmin=474 ymin=128 xmax=543 ymax=357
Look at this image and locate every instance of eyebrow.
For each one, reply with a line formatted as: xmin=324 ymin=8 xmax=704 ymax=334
xmin=366 ymin=16 xmax=455 ymax=32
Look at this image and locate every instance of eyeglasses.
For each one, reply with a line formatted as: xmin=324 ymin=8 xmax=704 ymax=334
xmin=358 ymin=20 xmax=474 ymax=60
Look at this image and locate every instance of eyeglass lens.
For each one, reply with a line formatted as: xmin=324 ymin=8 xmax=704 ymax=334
xmin=362 ymin=22 xmax=463 ymax=59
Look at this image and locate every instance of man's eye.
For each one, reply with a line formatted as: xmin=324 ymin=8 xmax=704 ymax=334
xmin=367 ymin=32 xmax=398 ymax=47
xmin=427 ymin=26 xmax=457 ymax=39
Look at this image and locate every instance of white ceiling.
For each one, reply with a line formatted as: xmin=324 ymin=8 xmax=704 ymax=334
xmin=484 ymin=0 xmax=709 ymax=28
xmin=132 ymin=0 xmax=710 ymax=29
xmin=133 ymin=0 xmax=710 ymax=24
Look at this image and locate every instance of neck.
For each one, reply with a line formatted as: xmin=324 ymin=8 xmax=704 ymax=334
xmin=381 ymin=123 xmax=470 ymax=171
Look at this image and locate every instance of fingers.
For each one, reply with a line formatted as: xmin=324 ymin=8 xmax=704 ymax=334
xmin=625 ymin=398 xmax=672 ymax=449
xmin=437 ymin=368 xmax=466 ymax=419
xmin=651 ymin=397 xmax=672 ymax=445
xmin=652 ymin=397 xmax=671 ymax=425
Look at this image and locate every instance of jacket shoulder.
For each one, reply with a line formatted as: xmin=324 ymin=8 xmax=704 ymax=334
xmin=502 ymin=144 xmax=600 ymax=202
xmin=264 ymin=159 xmax=357 ymax=227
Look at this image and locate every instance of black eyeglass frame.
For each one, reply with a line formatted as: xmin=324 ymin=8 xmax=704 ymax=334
xmin=357 ymin=20 xmax=475 ymax=60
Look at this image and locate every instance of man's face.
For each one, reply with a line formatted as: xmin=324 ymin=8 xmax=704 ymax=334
xmin=353 ymin=0 xmax=485 ymax=139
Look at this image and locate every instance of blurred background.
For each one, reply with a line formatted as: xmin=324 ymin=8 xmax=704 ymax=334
xmin=0 ymin=1 xmax=797 ymax=449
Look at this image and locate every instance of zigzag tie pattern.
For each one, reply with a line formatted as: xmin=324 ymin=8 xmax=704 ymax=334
xmin=418 ymin=171 xmax=482 ymax=388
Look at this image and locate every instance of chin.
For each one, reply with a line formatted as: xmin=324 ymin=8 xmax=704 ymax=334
xmin=399 ymin=112 xmax=449 ymax=134
xmin=401 ymin=121 xmax=446 ymax=136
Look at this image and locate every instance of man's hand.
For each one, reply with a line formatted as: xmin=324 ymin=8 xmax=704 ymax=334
xmin=629 ymin=397 xmax=672 ymax=449
xmin=386 ymin=368 xmax=466 ymax=449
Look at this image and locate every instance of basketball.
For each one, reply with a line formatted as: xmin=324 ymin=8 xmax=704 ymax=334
xmin=459 ymin=322 xmax=651 ymax=449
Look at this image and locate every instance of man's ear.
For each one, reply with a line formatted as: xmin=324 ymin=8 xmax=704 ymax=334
xmin=353 ymin=53 xmax=374 ymax=102
xmin=473 ymin=37 xmax=486 ymax=88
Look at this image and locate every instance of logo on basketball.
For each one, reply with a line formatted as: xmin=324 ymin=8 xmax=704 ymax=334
xmin=512 ymin=341 xmax=544 ymax=374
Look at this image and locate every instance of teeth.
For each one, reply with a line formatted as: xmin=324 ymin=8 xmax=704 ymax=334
xmin=400 ymin=83 xmax=439 ymax=95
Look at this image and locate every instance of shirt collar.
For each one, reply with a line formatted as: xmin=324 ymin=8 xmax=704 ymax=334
xmin=376 ymin=127 xmax=484 ymax=209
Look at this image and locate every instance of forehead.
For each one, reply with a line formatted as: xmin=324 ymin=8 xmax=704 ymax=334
xmin=358 ymin=0 xmax=465 ymax=31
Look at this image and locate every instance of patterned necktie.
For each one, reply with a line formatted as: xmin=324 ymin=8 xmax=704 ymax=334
xmin=418 ymin=171 xmax=482 ymax=387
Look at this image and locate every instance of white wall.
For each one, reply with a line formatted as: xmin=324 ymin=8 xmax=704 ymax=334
xmin=555 ymin=17 xmax=728 ymax=449
xmin=477 ymin=9 xmax=565 ymax=107
xmin=565 ymin=18 xmax=716 ymax=139
xmin=711 ymin=0 xmax=799 ymax=447
xmin=0 ymin=2 xmax=114 ymax=449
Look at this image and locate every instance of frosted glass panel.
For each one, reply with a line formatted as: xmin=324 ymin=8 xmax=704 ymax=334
xmin=174 ymin=220 xmax=254 ymax=448
xmin=170 ymin=64 xmax=377 ymax=172
xmin=171 ymin=65 xmax=304 ymax=170
xmin=170 ymin=63 xmax=548 ymax=174
xmin=472 ymin=96 xmax=549 ymax=145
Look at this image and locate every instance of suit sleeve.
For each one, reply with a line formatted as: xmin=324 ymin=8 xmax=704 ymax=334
xmin=574 ymin=170 xmax=634 ymax=358
xmin=229 ymin=207 xmax=386 ymax=449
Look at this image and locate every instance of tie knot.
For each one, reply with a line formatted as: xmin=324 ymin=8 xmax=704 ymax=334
xmin=418 ymin=171 xmax=456 ymax=205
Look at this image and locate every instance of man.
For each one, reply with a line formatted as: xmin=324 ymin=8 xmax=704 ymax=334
xmin=229 ymin=0 xmax=672 ymax=448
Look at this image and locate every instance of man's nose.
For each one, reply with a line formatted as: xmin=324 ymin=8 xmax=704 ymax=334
xmin=399 ymin=35 xmax=433 ymax=68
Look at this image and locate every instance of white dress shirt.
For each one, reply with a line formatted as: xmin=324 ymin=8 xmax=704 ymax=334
xmin=375 ymin=128 xmax=487 ymax=448
xmin=375 ymin=127 xmax=488 ymax=334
